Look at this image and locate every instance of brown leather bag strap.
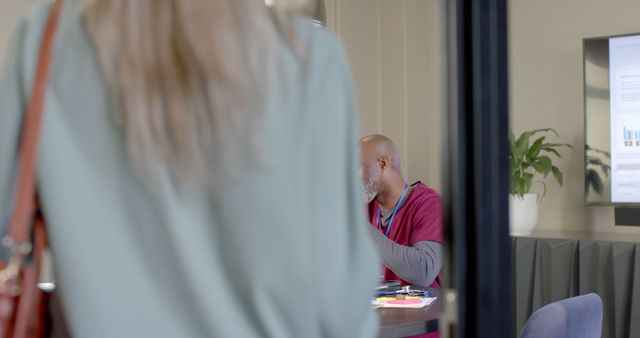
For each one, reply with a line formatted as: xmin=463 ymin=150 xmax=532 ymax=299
xmin=6 ymin=0 xmax=64 ymax=245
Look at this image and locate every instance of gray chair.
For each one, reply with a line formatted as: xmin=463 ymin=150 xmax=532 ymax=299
xmin=518 ymin=293 xmax=603 ymax=338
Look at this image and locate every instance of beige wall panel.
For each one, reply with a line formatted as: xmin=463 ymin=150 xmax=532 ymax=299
xmin=332 ymin=0 xmax=443 ymax=188
xmin=336 ymin=0 xmax=381 ymax=137
xmin=406 ymin=0 xmax=442 ymax=190
xmin=380 ymin=0 xmax=408 ymax=175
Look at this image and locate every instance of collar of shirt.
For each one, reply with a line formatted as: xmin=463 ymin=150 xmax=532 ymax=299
xmin=379 ymin=186 xmax=413 ymax=227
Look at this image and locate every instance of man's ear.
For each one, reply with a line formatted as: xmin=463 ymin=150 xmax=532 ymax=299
xmin=378 ymin=156 xmax=391 ymax=171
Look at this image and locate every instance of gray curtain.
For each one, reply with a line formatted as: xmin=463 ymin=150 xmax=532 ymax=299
xmin=513 ymin=237 xmax=640 ymax=338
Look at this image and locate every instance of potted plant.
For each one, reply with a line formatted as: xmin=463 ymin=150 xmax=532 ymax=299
xmin=509 ymin=128 xmax=572 ymax=234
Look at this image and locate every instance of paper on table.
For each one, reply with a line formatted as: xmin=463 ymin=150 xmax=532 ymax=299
xmin=372 ymin=296 xmax=437 ymax=309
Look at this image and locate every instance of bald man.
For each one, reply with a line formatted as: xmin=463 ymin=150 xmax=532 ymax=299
xmin=360 ymin=135 xmax=443 ymax=287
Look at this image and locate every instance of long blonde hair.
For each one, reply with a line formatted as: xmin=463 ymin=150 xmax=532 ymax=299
xmin=84 ymin=0 xmax=311 ymax=186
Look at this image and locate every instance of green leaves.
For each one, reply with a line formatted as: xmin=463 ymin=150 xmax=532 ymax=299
xmin=551 ymin=166 xmax=563 ymax=186
xmin=526 ymin=137 xmax=545 ymax=164
xmin=531 ymin=155 xmax=552 ymax=177
xmin=509 ymin=128 xmax=571 ymax=199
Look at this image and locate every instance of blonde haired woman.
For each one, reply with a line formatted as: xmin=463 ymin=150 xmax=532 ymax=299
xmin=0 ymin=0 xmax=378 ymax=337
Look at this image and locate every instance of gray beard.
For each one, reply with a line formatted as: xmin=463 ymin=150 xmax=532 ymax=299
xmin=360 ymin=169 xmax=381 ymax=204
xmin=361 ymin=184 xmax=377 ymax=204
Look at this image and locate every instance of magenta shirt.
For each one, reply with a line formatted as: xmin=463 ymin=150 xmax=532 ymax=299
xmin=367 ymin=182 xmax=443 ymax=288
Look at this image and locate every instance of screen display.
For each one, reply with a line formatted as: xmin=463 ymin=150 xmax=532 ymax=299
xmin=585 ymin=33 xmax=640 ymax=205
xmin=609 ymin=35 xmax=640 ymax=202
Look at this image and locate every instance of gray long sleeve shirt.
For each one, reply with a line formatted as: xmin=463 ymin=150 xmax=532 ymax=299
xmin=369 ymin=228 xmax=442 ymax=287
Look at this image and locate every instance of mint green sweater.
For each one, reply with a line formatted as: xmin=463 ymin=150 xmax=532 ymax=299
xmin=0 ymin=1 xmax=378 ymax=337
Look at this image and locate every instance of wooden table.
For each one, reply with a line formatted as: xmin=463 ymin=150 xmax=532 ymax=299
xmin=377 ymin=288 xmax=441 ymax=338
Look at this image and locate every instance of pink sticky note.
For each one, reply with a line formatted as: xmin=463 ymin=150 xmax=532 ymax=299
xmin=387 ymin=299 xmax=423 ymax=305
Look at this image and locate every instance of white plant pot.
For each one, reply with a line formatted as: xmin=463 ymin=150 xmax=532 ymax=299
xmin=509 ymin=193 xmax=539 ymax=235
